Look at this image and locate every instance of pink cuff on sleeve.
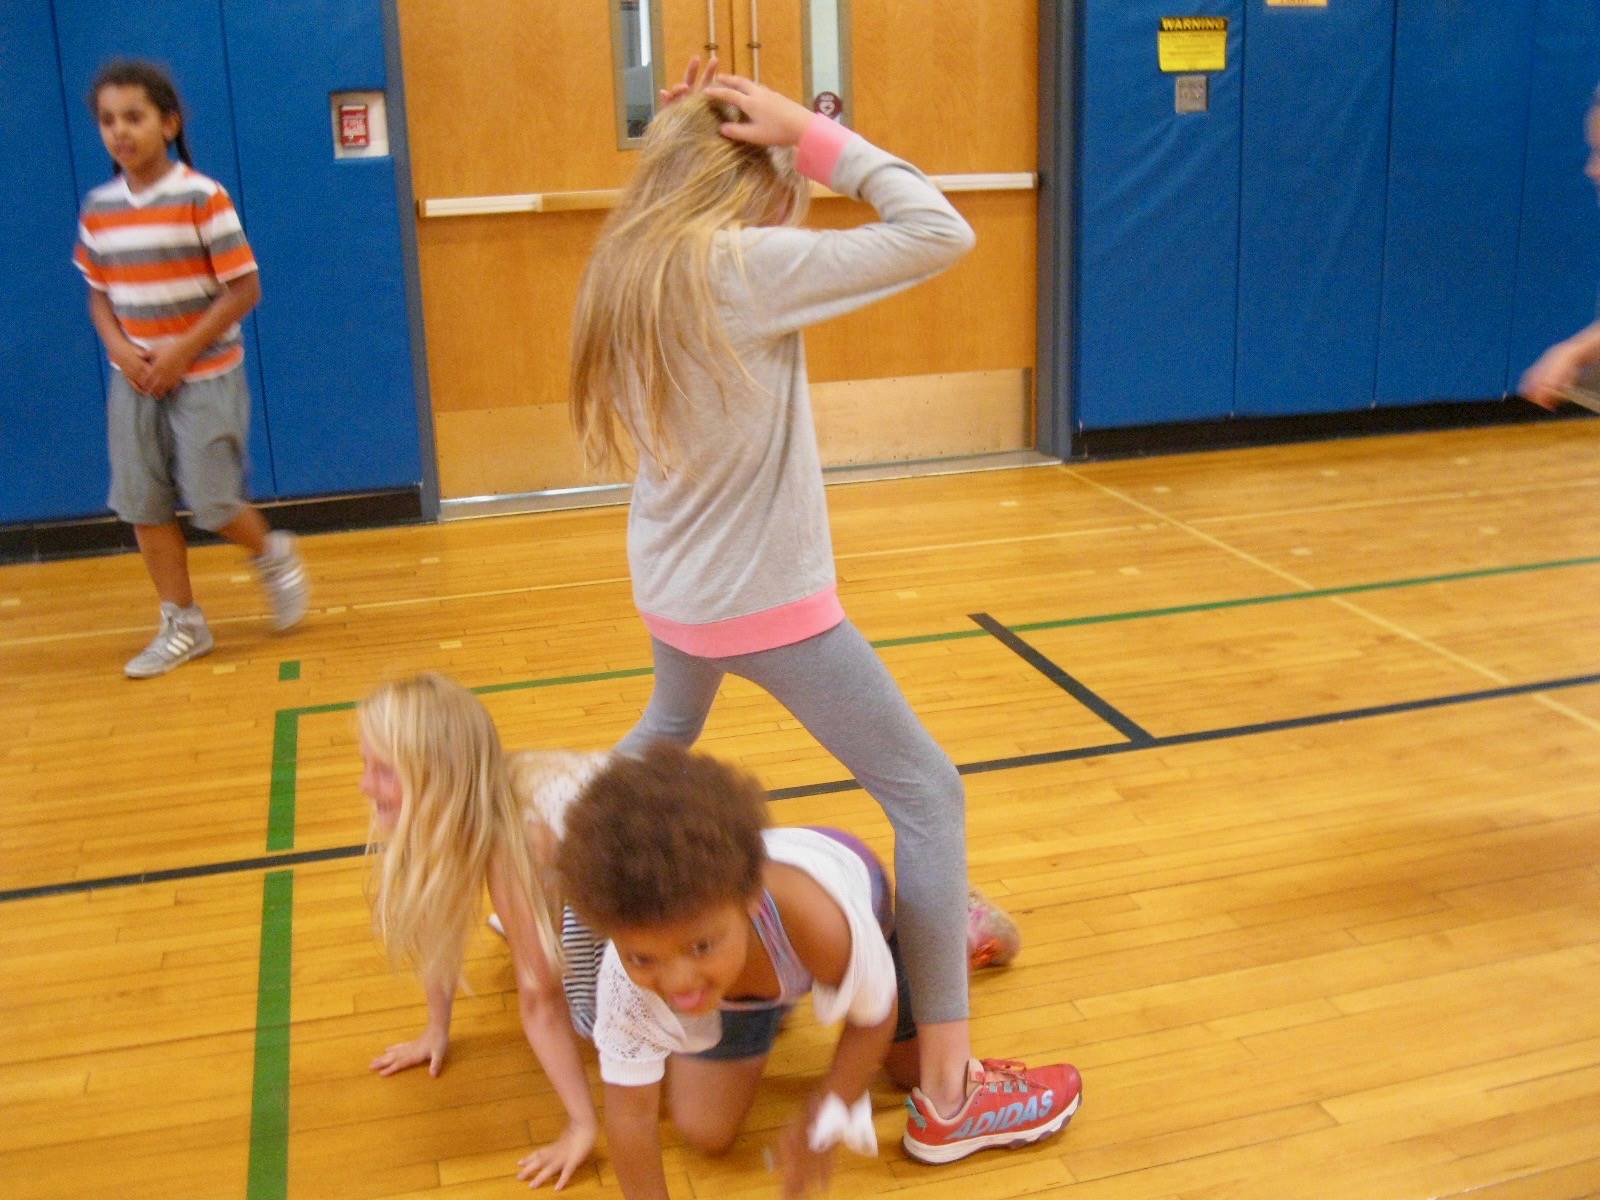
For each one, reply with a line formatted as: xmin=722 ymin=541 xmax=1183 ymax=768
xmin=794 ymin=111 xmax=855 ymax=186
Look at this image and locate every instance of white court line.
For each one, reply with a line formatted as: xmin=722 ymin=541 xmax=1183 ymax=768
xmin=0 ymin=574 xmax=635 ymax=647
xmin=834 ymin=523 xmax=1142 ymax=561
xmin=349 ymin=575 xmax=633 ymax=611
xmin=1189 ymin=476 xmax=1600 ymax=526
xmin=3 ymin=612 xmax=270 ymax=648
xmin=1063 ymin=467 xmax=1600 ymax=736
xmin=0 ymin=522 xmax=1145 ymax=649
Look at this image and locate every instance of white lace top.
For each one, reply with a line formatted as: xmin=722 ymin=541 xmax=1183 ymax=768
xmin=593 ymin=827 xmax=899 ymax=1086
xmin=506 ymin=749 xmax=609 ymax=841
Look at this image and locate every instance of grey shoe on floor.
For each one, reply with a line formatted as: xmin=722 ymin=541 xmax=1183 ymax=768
xmin=125 ymin=602 xmax=215 ymax=679
xmin=255 ymin=531 xmax=309 ymax=632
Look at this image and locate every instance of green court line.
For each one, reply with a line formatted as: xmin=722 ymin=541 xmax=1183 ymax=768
xmin=262 ymin=551 xmax=1600 ymax=853
xmin=246 ymin=870 xmax=293 ymax=1200
xmin=1011 ymin=554 xmax=1600 ymax=633
xmin=277 ymin=661 xmax=300 ymax=682
xmin=267 ymin=713 xmax=299 ymax=853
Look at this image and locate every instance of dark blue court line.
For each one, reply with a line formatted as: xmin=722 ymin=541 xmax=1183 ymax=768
xmin=7 ymin=667 xmax=1599 ymax=902
xmin=968 ymin=611 xmax=1154 ymax=744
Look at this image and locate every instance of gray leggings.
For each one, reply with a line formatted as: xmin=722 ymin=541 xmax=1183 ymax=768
xmin=617 ymin=620 xmax=969 ymax=1024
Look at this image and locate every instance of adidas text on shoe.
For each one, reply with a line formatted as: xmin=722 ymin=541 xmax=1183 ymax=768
xmin=125 ymin=603 xmax=215 ymax=679
xmin=902 ymin=1058 xmax=1081 ymax=1164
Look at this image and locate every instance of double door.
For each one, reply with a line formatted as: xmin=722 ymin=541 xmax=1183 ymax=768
xmin=398 ymin=0 xmax=1041 ymax=501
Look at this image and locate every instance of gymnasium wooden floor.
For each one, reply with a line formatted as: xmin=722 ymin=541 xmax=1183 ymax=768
xmin=5 ymin=422 xmax=1600 ymax=1200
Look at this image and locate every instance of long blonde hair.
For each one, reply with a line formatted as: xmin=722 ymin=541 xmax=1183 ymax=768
xmin=358 ymin=674 xmax=560 ymax=989
xmin=570 ymin=95 xmax=809 ymax=472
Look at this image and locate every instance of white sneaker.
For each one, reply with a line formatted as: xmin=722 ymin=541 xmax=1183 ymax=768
xmin=125 ymin=602 xmax=215 ymax=678
xmin=255 ymin=531 xmax=309 ymax=631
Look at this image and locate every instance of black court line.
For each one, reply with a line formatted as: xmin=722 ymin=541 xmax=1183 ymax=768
xmin=770 ymin=668 xmax=1600 ymax=798
xmin=968 ymin=611 xmax=1154 ymax=744
xmin=7 ymin=668 xmax=1599 ymax=903
xmin=0 ymin=843 xmax=368 ymax=904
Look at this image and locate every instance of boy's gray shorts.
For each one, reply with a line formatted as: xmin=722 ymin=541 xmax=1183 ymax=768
xmin=106 ymin=367 xmax=251 ymax=532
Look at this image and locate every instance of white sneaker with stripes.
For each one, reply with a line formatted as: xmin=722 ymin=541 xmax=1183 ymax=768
xmin=124 ymin=602 xmax=215 ymax=679
xmin=255 ymin=531 xmax=309 ymax=632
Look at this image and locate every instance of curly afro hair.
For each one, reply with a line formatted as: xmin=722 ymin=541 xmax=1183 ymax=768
xmin=558 ymin=743 xmax=769 ymax=932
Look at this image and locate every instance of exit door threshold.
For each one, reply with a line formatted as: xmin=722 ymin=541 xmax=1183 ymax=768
xmin=438 ymin=450 xmax=1060 ymax=522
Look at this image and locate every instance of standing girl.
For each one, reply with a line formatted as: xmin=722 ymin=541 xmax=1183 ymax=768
xmin=569 ymin=66 xmax=1078 ymax=1162
xmin=74 ymin=60 xmax=308 ymax=678
xmin=357 ymin=673 xmax=602 ymax=1189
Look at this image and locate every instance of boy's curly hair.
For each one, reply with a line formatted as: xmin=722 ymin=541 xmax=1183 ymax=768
xmin=558 ymin=743 xmax=769 ymax=931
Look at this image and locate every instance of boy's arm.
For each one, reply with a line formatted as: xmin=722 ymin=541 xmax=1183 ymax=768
xmin=87 ymin=290 xmax=152 ymax=388
xmin=142 ymin=272 xmax=261 ymax=397
xmin=604 ymin=1080 xmax=672 ymax=1200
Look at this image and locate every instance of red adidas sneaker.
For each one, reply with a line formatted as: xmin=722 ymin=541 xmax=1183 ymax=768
xmin=902 ymin=1058 xmax=1081 ymax=1164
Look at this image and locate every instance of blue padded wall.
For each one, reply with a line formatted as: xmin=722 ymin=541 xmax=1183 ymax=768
xmin=0 ymin=1 xmax=109 ymax=522
xmin=1234 ymin=0 xmax=1395 ymax=416
xmin=1376 ymin=4 xmax=1533 ymax=407
xmin=1508 ymin=2 xmax=1600 ymax=392
xmin=1076 ymin=0 xmax=1244 ymax=428
xmin=53 ymin=0 xmax=278 ymax=498
xmin=222 ymin=0 xmax=420 ymax=496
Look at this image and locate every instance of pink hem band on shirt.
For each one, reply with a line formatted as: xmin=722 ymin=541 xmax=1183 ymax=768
xmin=795 ymin=112 xmax=855 ymax=186
xmin=641 ymin=586 xmax=845 ymax=658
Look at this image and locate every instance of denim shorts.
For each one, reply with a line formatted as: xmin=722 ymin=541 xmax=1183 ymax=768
xmin=695 ymin=930 xmax=919 ymax=1061
xmin=696 ymin=827 xmax=918 ymax=1062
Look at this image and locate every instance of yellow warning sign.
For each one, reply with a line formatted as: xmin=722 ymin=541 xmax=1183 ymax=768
xmin=1158 ymin=17 xmax=1228 ymax=73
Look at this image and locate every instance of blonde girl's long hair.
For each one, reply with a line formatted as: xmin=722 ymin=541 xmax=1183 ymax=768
xmin=358 ymin=674 xmax=560 ymax=990
xmin=570 ymin=94 xmax=809 ymax=473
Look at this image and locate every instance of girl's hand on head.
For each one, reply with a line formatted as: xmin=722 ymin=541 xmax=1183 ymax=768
xmin=658 ymin=54 xmax=719 ymax=107
xmin=516 ymin=1119 xmax=597 ymax=1191
xmin=703 ymin=76 xmax=814 ymax=147
xmin=370 ymin=1027 xmax=448 ymax=1077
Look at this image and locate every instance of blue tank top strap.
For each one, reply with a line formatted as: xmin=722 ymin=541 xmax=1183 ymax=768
xmin=718 ymin=889 xmax=814 ymax=1011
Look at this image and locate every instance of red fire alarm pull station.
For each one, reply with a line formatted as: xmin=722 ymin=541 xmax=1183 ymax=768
xmin=339 ymin=103 xmax=370 ymax=149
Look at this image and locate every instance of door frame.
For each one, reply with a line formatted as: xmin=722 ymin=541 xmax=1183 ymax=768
xmin=382 ymin=0 xmax=442 ymax=520
xmin=1036 ymin=0 xmax=1079 ymax=459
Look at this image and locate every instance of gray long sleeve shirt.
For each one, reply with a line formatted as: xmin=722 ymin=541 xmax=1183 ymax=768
xmin=627 ymin=114 xmax=976 ymax=657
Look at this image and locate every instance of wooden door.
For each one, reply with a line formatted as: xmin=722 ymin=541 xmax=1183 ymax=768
xmin=398 ymin=0 xmax=1037 ymax=500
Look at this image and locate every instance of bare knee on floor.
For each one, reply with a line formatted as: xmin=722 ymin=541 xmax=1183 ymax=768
xmin=670 ymin=1104 xmax=743 ymax=1156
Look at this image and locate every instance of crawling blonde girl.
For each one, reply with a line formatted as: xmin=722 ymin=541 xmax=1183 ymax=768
xmin=357 ymin=673 xmax=603 ymax=1189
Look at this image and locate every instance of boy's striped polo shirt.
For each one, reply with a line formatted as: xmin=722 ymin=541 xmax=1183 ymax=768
xmin=74 ymin=163 xmax=258 ymax=382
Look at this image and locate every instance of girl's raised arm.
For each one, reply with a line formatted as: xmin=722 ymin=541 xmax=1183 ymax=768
xmin=705 ymin=77 xmax=976 ymax=340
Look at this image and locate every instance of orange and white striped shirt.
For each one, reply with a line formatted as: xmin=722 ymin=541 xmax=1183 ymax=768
xmin=73 ymin=163 xmax=258 ymax=382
